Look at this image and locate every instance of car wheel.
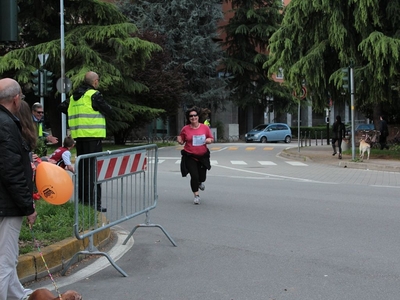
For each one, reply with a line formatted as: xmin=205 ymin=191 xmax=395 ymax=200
xmin=260 ymin=136 xmax=267 ymax=143
xmin=284 ymin=136 xmax=292 ymax=143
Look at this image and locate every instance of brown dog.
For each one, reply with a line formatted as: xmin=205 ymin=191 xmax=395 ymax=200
xmin=359 ymin=139 xmax=370 ymax=160
xmin=28 ymin=288 xmax=82 ymax=300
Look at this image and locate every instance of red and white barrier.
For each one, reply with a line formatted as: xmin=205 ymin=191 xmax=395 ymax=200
xmin=96 ymin=151 xmax=147 ymax=181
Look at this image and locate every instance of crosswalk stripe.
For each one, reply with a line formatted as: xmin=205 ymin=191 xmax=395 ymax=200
xmin=231 ymin=161 xmax=247 ymax=165
xmin=286 ymin=161 xmax=308 ymax=166
xmin=263 ymin=147 xmax=274 ymax=150
xmin=211 ymin=160 xmax=218 ymax=165
xmin=258 ymin=161 xmax=277 ymax=165
xmin=245 ymin=147 xmax=256 ymax=151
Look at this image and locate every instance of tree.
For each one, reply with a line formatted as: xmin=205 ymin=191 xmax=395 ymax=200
xmin=221 ymin=0 xmax=288 ymax=131
xmin=117 ymin=0 xmax=229 ymax=113
xmin=0 ymin=0 xmax=163 ymax=144
xmin=267 ymin=0 xmax=400 ymax=124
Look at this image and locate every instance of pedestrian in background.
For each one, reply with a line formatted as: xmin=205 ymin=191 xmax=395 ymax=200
xmin=177 ymin=106 xmax=213 ymax=204
xmin=379 ymin=115 xmax=389 ymax=150
xmin=59 ymin=71 xmax=112 ymax=212
xmin=332 ymin=115 xmax=346 ymax=159
xmin=0 ymin=78 xmax=37 ymax=300
xmin=31 ymin=102 xmax=58 ymax=157
xmin=48 ymin=136 xmax=76 ymax=173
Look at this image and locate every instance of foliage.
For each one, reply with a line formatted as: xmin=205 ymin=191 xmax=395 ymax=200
xmin=266 ymin=0 xmax=400 ymax=124
xmin=0 ymin=0 xmax=164 ymax=143
xmin=108 ymin=31 xmax=186 ymax=143
xmin=19 ymin=200 xmax=76 ymax=254
xmin=117 ymin=0 xmax=229 ymax=111
xmin=214 ymin=120 xmax=225 ymax=140
xmin=34 ymin=137 xmax=48 ymax=158
xmin=221 ymin=0 xmax=291 ymax=129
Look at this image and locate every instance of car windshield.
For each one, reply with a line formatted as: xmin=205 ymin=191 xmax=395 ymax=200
xmin=356 ymin=124 xmax=374 ymax=131
xmin=253 ymin=124 xmax=268 ymax=131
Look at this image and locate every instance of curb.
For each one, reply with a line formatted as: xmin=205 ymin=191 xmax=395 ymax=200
xmin=280 ymin=149 xmax=320 ymax=162
xmin=281 ymin=148 xmax=400 ymax=173
xmin=338 ymin=161 xmax=400 ymax=172
xmin=17 ymin=227 xmax=111 ymax=284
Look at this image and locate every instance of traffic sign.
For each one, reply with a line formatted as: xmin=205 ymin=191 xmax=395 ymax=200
xmin=56 ymin=77 xmax=72 ymax=93
xmin=293 ymin=86 xmax=307 ymax=99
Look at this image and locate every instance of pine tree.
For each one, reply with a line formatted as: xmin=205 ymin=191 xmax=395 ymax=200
xmin=267 ymin=0 xmax=400 ymax=123
xmin=222 ymin=0 xmax=287 ymax=130
xmin=0 ymin=0 xmax=162 ymax=143
xmin=117 ymin=0 xmax=229 ymax=111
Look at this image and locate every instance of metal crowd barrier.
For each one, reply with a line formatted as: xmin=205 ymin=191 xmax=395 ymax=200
xmin=61 ymin=144 xmax=176 ymax=277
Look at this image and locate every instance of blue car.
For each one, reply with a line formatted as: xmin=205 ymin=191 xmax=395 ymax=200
xmin=245 ymin=123 xmax=292 ymax=143
xmin=355 ymin=123 xmax=375 ymax=133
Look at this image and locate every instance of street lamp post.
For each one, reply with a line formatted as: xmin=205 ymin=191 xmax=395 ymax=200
xmin=60 ymin=0 xmax=67 ymax=143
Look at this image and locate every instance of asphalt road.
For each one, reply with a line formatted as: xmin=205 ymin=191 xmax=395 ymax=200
xmin=28 ymin=143 xmax=400 ymax=300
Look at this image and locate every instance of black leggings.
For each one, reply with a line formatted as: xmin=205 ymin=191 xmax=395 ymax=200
xmin=185 ymin=157 xmax=207 ymax=192
xmin=332 ymin=138 xmax=343 ymax=154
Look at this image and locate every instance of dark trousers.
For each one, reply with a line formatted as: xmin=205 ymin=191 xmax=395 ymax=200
xmin=332 ymin=138 xmax=343 ymax=154
xmin=76 ymin=139 xmax=103 ymax=208
xmin=379 ymin=135 xmax=388 ymax=150
xmin=185 ymin=157 xmax=207 ymax=193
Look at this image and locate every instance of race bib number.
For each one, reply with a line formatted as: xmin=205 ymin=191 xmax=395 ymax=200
xmin=193 ymin=134 xmax=205 ymax=146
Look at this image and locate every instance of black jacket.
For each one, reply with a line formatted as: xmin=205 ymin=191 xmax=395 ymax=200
xmin=180 ymin=149 xmax=211 ymax=177
xmin=58 ymin=83 xmax=112 ymax=118
xmin=332 ymin=121 xmax=345 ymax=139
xmin=0 ymin=105 xmax=34 ymax=217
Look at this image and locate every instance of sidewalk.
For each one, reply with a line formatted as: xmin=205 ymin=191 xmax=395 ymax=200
xmin=281 ymin=144 xmax=400 ymax=172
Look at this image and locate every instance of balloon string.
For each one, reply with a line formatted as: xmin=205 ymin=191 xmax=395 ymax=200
xmin=29 ymin=224 xmax=63 ymax=300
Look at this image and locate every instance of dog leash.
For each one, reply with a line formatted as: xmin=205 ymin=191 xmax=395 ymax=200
xmin=29 ymin=224 xmax=63 ymax=300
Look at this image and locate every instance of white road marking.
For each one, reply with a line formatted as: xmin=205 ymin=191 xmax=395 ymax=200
xmin=258 ymin=161 xmax=277 ymax=166
xmin=286 ymin=161 xmax=308 ymax=166
xmin=231 ymin=161 xmax=247 ymax=165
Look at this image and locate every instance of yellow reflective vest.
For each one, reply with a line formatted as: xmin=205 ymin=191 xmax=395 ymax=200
xmin=37 ymin=122 xmax=43 ymax=137
xmin=68 ymin=89 xmax=106 ymax=139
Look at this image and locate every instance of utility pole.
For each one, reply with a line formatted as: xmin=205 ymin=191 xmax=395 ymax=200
xmin=60 ymin=0 xmax=67 ymax=143
xmin=341 ymin=62 xmax=355 ymax=160
xmin=349 ymin=61 xmax=355 ymax=160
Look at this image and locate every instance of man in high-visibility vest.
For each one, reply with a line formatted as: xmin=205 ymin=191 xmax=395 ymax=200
xmin=59 ymin=71 xmax=112 ymax=212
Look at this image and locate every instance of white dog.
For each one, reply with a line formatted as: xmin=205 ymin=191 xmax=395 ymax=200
xmin=359 ymin=139 xmax=370 ymax=160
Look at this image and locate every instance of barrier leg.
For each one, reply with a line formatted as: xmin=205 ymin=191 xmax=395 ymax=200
xmin=61 ymin=235 xmax=128 ymax=277
xmin=123 ymin=212 xmax=177 ymax=247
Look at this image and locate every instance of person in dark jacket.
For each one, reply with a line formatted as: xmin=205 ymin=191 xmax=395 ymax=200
xmin=58 ymin=71 xmax=112 ymax=212
xmin=0 ymin=78 xmax=37 ymax=300
xmin=379 ymin=115 xmax=389 ymax=150
xmin=332 ymin=115 xmax=346 ymax=159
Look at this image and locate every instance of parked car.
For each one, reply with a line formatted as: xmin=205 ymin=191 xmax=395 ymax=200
xmin=355 ymin=123 xmax=375 ymax=133
xmin=245 ymin=123 xmax=292 ymax=143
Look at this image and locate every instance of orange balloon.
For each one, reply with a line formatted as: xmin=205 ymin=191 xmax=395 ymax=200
xmin=35 ymin=162 xmax=73 ymax=205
